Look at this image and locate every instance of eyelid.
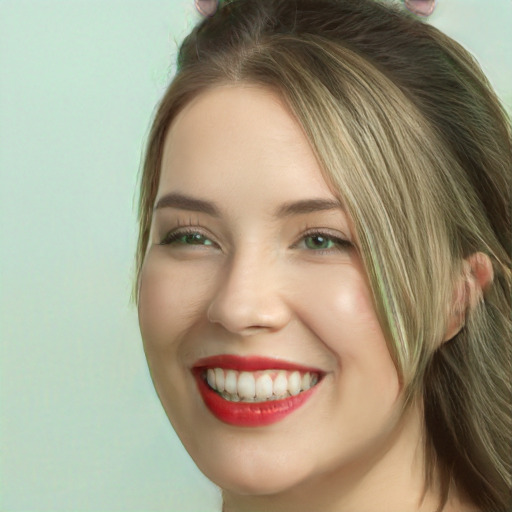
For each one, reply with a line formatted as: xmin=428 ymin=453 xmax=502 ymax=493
xmin=158 ymin=226 xmax=219 ymax=247
xmin=292 ymin=228 xmax=352 ymax=252
xmin=158 ymin=223 xmax=351 ymax=253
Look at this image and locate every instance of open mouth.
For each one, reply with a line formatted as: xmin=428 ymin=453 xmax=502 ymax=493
xmin=201 ymin=367 xmax=321 ymax=403
xmin=192 ymin=356 xmax=325 ymax=427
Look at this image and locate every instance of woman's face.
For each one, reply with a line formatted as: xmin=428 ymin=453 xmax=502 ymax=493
xmin=138 ymin=84 xmax=408 ymax=496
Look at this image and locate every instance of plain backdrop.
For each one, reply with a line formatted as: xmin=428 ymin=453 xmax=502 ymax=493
xmin=0 ymin=1 xmax=511 ymax=511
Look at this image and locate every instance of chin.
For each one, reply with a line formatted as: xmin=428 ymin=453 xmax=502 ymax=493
xmin=211 ymin=472 xmax=306 ymax=498
xmin=192 ymin=447 xmax=311 ymax=497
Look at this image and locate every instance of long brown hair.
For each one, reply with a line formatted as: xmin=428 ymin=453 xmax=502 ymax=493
xmin=132 ymin=1 xmax=512 ymax=509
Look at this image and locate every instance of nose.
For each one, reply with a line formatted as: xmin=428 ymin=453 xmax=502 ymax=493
xmin=207 ymin=251 xmax=292 ymax=335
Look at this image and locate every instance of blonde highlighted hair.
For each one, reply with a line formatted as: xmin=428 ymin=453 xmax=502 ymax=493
xmin=132 ymin=0 xmax=511 ymax=509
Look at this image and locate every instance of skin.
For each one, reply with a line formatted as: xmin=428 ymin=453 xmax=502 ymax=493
xmin=137 ymin=84 xmax=489 ymax=512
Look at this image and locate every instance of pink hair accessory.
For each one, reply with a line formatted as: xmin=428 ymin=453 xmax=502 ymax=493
xmin=195 ymin=0 xmax=220 ymax=17
xmin=194 ymin=0 xmax=437 ymax=20
xmin=404 ymin=0 xmax=437 ymax=17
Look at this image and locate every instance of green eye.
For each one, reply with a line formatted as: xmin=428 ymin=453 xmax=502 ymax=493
xmin=178 ymin=233 xmax=213 ymax=245
xmin=298 ymin=231 xmax=352 ymax=253
xmin=160 ymin=230 xmax=214 ymax=246
xmin=304 ymin=235 xmax=336 ymax=250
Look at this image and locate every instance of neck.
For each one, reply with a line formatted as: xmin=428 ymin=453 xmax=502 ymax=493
xmin=221 ymin=402 xmax=451 ymax=512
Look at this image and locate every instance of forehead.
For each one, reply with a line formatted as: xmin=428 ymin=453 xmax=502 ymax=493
xmin=159 ymin=84 xmax=336 ymax=201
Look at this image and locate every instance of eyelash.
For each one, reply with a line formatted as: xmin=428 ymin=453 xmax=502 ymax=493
xmin=158 ymin=226 xmax=352 ymax=254
xmin=293 ymin=230 xmax=352 ymax=254
xmin=159 ymin=227 xmax=215 ymax=247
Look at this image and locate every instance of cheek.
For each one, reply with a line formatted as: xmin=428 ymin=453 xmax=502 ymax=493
xmin=320 ymin=275 xmax=401 ymax=431
xmin=295 ymin=264 xmax=399 ymax=391
xmin=298 ymin=264 xmax=384 ymax=348
xmin=137 ymin=253 xmax=213 ymax=350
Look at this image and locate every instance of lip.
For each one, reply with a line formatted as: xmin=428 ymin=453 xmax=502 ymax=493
xmin=192 ymin=354 xmax=325 ymax=373
xmin=191 ymin=354 xmax=325 ymax=427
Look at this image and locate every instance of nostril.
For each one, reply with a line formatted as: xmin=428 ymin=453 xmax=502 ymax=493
xmin=207 ymin=296 xmax=291 ymax=335
xmin=206 ymin=258 xmax=292 ymax=334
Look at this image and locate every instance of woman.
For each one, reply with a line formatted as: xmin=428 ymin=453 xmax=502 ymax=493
xmin=132 ymin=0 xmax=511 ymax=510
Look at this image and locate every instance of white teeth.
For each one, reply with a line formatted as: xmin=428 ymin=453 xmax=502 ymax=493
xmin=301 ymin=372 xmax=311 ymax=390
xmin=237 ymin=372 xmax=256 ymax=399
xmin=214 ymin=368 xmax=224 ymax=392
xmin=225 ymin=370 xmax=238 ymax=395
xmin=255 ymin=373 xmax=273 ymax=400
xmin=273 ymin=370 xmax=288 ymax=397
xmin=206 ymin=368 xmax=216 ymax=389
xmin=288 ymin=371 xmax=301 ymax=396
xmin=204 ymin=368 xmax=321 ymax=402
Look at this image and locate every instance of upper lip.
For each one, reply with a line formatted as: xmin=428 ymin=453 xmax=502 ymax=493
xmin=191 ymin=354 xmax=326 ymax=374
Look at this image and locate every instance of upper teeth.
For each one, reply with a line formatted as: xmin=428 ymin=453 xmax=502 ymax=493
xmin=205 ymin=368 xmax=319 ymax=402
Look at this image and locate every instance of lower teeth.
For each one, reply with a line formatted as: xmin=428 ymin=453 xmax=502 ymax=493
xmin=217 ymin=390 xmax=296 ymax=403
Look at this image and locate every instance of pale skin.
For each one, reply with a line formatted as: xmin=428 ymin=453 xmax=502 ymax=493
xmin=137 ymin=84 xmax=493 ymax=512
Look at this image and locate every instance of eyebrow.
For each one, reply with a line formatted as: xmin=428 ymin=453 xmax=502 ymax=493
xmin=276 ymin=198 xmax=344 ymax=217
xmin=154 ymin=193 xmax=220 ymax=216
xmin=153 ymin=192 xmax=344 ymax=217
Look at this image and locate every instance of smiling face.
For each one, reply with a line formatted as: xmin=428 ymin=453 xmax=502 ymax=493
xmin=137 ymin=84 xmax=423 ymax=503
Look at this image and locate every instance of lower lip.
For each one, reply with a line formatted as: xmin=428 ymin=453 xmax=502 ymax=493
xmin=193 ymin=370 xmax=321 ymax=427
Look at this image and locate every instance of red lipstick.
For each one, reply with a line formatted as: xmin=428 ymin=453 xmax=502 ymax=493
xmin=192 ymin=354 xmax=324 ymax=373
xmin=192 ymin=355 xmax=324 ymax=427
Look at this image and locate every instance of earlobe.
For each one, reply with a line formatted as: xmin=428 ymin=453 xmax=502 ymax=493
xmin=442 ymin=252 xmax=494 ymax=343
xmin=467 ymin=251 xmax=494 ymax=299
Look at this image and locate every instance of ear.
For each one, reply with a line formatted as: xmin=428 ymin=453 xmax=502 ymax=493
xmin=442 ymin=252 xmax=494 ymax=342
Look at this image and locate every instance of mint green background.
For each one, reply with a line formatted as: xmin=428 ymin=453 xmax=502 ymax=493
xmin=0 ymin=1 xmax=510 ymax=511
